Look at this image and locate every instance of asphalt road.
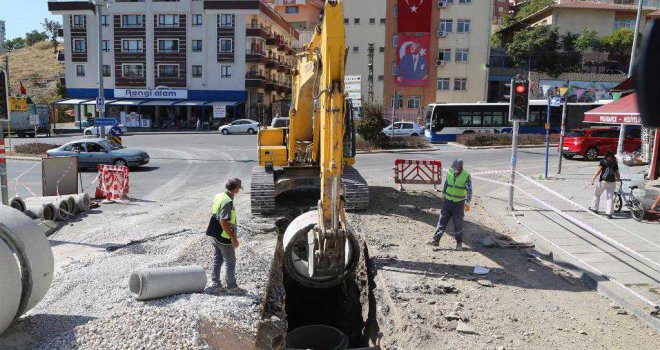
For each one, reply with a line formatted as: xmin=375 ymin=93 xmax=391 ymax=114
xmin=4 ymin=133 xmax=578 ymax=200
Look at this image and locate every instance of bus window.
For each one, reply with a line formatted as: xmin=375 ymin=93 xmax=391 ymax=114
xmin=458 ymin=112 xmax=471 ymax=127
xmin=471 ymin=112 xmax=482 ymax=127
xmin=529 ymin=111 xmax=542 ymax=125
xmin=492 ymin=112 xmax=504 ymax=126
xmin=482 ymin=111 xmax=493 ymax=127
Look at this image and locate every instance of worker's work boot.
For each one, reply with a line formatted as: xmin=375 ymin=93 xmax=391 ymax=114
xmin=225 ymin=287 xmax=247 ymax=296
xmin=425 ymin=239 xmax=439 ymax=247
xmin=455 ymin=242 xmax=463 ymax=250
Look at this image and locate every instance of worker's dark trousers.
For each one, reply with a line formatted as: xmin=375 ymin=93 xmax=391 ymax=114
xmin=432 ymin=199 xmax=465 ymax=244
xmin=211 ymin=241 xmax=237 ymax=288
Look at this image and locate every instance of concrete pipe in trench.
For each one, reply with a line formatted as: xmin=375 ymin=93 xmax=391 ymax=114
xmin=286 ymin=325 xmax=349 ymax=350
xmin=24 ymin=203 xmax=57 ymax=221
xmin=10 ymin=197 xmax=26 ymax=213
xmin=72 ymin=193 xmax=91 ymax=213
xmin=0 ymin=205 xmax=54 ymax=335
xmin=24 ymin=197 xmax=73 ymax=221
xmin=129 ymin=266 xmax=207 ymax=301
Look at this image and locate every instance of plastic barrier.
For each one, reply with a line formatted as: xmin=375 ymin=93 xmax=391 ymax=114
xmin=394 ymin=159 xmax=442 ymax=190
xmin=95 ymin=165 xmax=130 ymax=202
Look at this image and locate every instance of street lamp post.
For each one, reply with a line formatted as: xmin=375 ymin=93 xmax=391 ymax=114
xmin=91 ymin=1 xmax=107 ymax=138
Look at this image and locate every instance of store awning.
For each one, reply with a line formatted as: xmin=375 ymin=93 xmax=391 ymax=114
xmin=108 ymin=99 xmax=148 ymax=106
xmin=172 ymin=101 xmax=207 ymax=107
xmin=82 ymin=99 xmax=118 ymax=105
xmin=139 ymin=100 xmax=180 ymax=106
xmin=54 ymin=98 xmax=94 ymax=105
xmin=204 ymin=101 xmax=238 ymax=106
xmin=584 ymin=93 xmax=641 ymax=125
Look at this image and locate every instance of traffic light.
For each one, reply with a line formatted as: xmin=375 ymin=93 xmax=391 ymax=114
xmin=508 ymin=77 xmax=529 ymax=122
xmin=0 ymin=70 xmax=8 ymax=120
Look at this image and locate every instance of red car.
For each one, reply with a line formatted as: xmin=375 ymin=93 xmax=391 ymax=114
xmin=560 ymin=128 xmax=641 ymax=161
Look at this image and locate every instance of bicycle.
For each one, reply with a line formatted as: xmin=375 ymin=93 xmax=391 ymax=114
xmin=613 ymin=179 xmax=646 ymax=222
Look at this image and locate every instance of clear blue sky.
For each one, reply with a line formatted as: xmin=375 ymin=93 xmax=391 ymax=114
xmin=0 ymin=0 xmax=60 ymax=40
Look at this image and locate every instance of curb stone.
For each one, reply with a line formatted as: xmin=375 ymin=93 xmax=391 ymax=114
xmin=447 ymin=142 xmax=559 ymax=150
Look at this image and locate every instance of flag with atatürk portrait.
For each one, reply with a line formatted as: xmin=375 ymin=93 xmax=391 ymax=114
xmin=398 ymin=0 xmax=432 ymax=32
xmin=396 ymin=33 xmax=430 ymax=86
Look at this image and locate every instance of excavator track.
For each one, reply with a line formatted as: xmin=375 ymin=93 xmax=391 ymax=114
xmin=341 ymin=166 xmax=369 ymax=211
xmin=251 ymin=166 xmax=276 ymax=215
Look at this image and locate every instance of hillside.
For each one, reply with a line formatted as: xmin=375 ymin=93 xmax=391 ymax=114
xmin=1 ymin=41 xmax=64 ymax=104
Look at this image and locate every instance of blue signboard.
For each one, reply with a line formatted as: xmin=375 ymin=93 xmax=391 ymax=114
xmin=110 ymin=125 xmax=123 ymax=137
xmin=95 ymin=118 xmax=118 ymax=126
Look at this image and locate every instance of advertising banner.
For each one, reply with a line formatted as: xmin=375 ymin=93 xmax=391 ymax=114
xmin=9 ymin=97 xmax=27 ymax=111
xmin=213 ymin=104 xmax=227 ymax=119
xmin=396 ymin=33 xmax=430 ymax=87
xmin=397 ymin=0 xmax=432 ymax=32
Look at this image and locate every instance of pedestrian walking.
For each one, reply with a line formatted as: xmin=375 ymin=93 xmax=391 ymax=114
xmin=426 ymin=159 xmax=472 ymax=250
xmin=589 ymin=151 xmax=621 ymax=219
xmin=196 ymin=118 xmax=201 ymax=131
xmin=206 ymin=178 xmax=244 ymax=294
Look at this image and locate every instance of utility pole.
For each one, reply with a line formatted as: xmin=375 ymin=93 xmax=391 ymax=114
xmin=367 ymin=43 xmax=374 ymax=103
xmin=0 ymin=69 xmax=9 ymax=205
xmin=508 ymin=76 xmax=529 ymax=211
xmin=4 ymin=55 xmax=8 ymax=95
xmin=92 ymin=1 xmax=106 ymax=138
xmin=557 ymin=95 xmax=568 ymax=174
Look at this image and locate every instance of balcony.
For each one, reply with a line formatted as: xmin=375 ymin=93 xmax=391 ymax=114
xmin=246 ymin=26 xmax=269 ymax=39
xmin=246 ymin=50 xmax=267 ymax=63
xmin=246 ymin=72 xmax=267 ymax=89
xmin=266 ymin=33 xmax=279 ymax=46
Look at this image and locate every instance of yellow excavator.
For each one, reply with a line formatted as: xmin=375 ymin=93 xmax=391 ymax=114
xmin=251 ymin=0 xmax=368 ymax=288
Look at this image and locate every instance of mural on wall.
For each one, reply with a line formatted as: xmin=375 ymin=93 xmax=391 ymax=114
xmin=531 ymin=80 xmax=620 ymax=102
xmin=396 ymin=33 xmax=430 ymax=86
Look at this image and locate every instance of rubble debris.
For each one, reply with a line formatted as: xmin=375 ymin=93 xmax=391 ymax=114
xmin=477 ymin=279 xmax=494 ymax=287
xmin=456 ymin=321 xmax=478 ymax=335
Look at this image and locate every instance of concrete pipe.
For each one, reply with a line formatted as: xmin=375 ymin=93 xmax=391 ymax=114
xmin=24 ymin=203 xmax=56 ymax=221
xmin=0 ymin=239 xmax=23 ymax=334
xmin=0 ymin=205 xmax=54 ymax=334
xmin=129 ymin=266 xmax=207 ymax=301
xmin=24 ymin=197 xmax=73 ymax=220
xmin=53 ymin=201 xmax=72 ymax=221
xmin=72 ymin=193 xmax=91 ymax=213
xmin=286 ymin=325 xmax=349 ymax=350
xmin=10 ymin=197 xmax=26 ymax=213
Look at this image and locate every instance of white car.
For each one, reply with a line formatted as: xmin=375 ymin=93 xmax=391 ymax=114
xmin=218 ymin=119 xmax=260 ymax=135
xmin=84 ymin=124 xmax=128 ymax=136
xmin=382 ymin=122 xmax=425 ymax=137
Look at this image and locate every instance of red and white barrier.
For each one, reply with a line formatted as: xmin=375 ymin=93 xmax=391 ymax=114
xmin=95 ymin=164 xmax=130 ymax=202
xmin=394 ymin=159 xmax=442 ymax=191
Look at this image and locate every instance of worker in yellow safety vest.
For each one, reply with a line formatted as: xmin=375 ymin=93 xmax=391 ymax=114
xmin=205 ymin=178 xmax=244 ymax=294
xmin=426 ymin=159 xmax=472 ymax=250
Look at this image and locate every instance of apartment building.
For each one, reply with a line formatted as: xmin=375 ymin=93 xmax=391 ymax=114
xmin=0 ymin=20 xmax=5 ymax=55
xmin=383 ymin=0 xmax=492 ymax=116
xmin=268 ymin=0 xmax=323 ymax=44
xmin=494 ymin=0 xmax=511 ymax=24
xmin=48 ymin=0 xmax=299 ymax=127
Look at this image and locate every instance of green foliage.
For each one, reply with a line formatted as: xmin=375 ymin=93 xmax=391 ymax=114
xmin=25 ymin=30 xmax=48 ymax=46
xmin=491 ymin=33 xmax=503 ymax=49
xmin=356 ymin=102 xmax=387 ymax=143
xmin=507 ymin=25 xmax=562 ymax=74
xmin=456 ymin=134 xmax=560 ymax=147
xmin=2 ymin=37 xmax=26 ymax=52
xmin=42 ymin=18 xmax=63 ymax=53
xmin=515 ymin=0 xmax=555 ymax=20
xmin=575 ymin=27 xmax=600 ymax=51
xmin=599 ymin=28 xmax=634 ymax=66
xmin=14 ymin=143 xmax=60 ymax=155
xmin=561 ymin=32 xmax=581 ymax=71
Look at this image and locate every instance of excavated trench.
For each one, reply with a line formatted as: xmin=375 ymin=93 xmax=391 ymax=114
xmin=255 ymin=190 xmax=380 ymax=349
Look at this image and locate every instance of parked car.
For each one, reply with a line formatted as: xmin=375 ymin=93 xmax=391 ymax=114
xmin=47 ymin=138 xmax=150 ymax=169
xmin=382 ymin=122 xmax=425 ymax=137
xmin=559 ymin=127 xmax=641 ymax=161
xmin=84 ymin=124 xmax=128 ymax=136
xmin=218 ymin=119 xmax=260 ymax=134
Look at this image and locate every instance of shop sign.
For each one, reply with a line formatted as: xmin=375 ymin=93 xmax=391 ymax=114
xmin=213 ymin=104 xmax=227 ymax=119
xmin=114 ymin=88 xmax=187 ymax=99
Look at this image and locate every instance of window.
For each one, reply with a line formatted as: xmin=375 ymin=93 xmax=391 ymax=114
xmin=438 ymin=48 xmax=451 ymax=61
xmin=73 ymin=39 xmax=86 ymax=52
xmin=394 ymin=4 xmax=398 ymax=17
xmin=76 ymin=64 xmax=85 ymax=77
xmin=354 ymin=18 xmax=360 ymax=24
xmin=344 ymin=18 xmax=349 ymax=24
xmin=393 ymin=33 xmax=398 ymax=48
xmin=454 ymin=78 xmax=467 ymax=91
xmin=457 ymin=19 xmax=470 ymax=33
xmin=353 ymin=46 xmax=359 ymax=53
xmin=455 ymin=48 xmax=469 ymax=62
xmin=379 ymin=46 xmax=385 ymax=53
xmin=221 ymin=65 xmax=232 ymax=78
xmin=122 ymin=39 xmax=143 ymax=53
xmin=192 ymin=65 xmax=202 ymax=78
xmin=246 ymin=37 xmax=265 ymax=55
xmin=158 ymin=39 xmax=179 ymax=53
xmin=100 ymin=15 xmax=109 ymax=27
xmin=391 ymin=93 xmax=403 ymax=108
xmin=459 ymin=0 xmax=471 ymax=3
xmin=614 ymin=19 xmax=634 ymax=30
xmin=192 ymin=14 xmax=203 ymax=26
xmin=391 ymin=61 xmax=398 ymax=75
xmin=122 ymin=64 xmax=144 ymax=78
xmin=378 ymin=75 xmax=384 ymax=81
xmin=73 ymin=15 xmax=85 ymax=28
xmin=407 ymin=96 xmax=421 ymax=109
xmin=380 ymin=18 xmax=386 ymax=24
xmin=158 ymin=14 xmax=179 ymax=27
xmin=101 ymin=40 xmax=110 ymax=52
xmin=219 ymin=38 xmax=233 ymax=53
xmin=437 ymin=78 xmax=450 ymax=90
xmin=158 ymin=64 xmax=179 ymax=78
xmin=369 ymin=18 xmax=376 ymax=24
xmin=219 ymin=14 xmax=234 ymax=28
xmin=285 ymin=6 xmax=299 ymax=14
xmin=192 ymin=40 xmax=203 ymax=52
xmin=440 ymin=19 xmax=453 ymax=33
xmin=102 ymin=65 xmax=111 ymax=77
xmin=122 ymin=15 xmax=143 ymax=27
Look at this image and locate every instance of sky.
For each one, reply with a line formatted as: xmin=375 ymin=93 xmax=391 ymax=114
xmin=0 ymin=0 xmax=60 ymax=40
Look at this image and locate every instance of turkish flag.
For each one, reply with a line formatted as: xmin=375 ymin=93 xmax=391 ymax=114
xmin=19 ymin=81 xmax=27 ymax=96
xmin=396 ymin=33 xmax=430 ymax=86
xmin=398 ymin=0 xmax=432 ymax=32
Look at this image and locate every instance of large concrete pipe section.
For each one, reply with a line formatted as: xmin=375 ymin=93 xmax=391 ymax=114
xmin=10 ymin=197 xmax=26 ymax=213
xmin=24 ymin=197 xmax=72 ymax=221
xmin=24 ymin=203 xmax=56 ymax=221
xmin=129 ymin=266 xmax=207 ymax=301
xmin=0 ymin=205 xmax=54 ymax=335
xmin=72 ymin=193 xmax=91 ymax=213
xmin=0 ymin=236 xmax=22 ymax=334
xmin=286 ymin=325 xmax=349 ymax=350
xmin=283 ymin=211 xmax=359 ymax=289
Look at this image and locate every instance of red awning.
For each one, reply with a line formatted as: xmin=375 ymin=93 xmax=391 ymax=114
xmin=584 ymin=93 xmax=641 ymax=125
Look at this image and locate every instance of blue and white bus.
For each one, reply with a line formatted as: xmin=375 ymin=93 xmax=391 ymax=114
xmin=424 ymin=100 xmax=608 ymax=143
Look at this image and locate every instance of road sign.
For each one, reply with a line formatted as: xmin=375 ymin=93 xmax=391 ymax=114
xmin=29 ymin=114 xmax=39 ymax=126
xmin=110 ymin=136 xmax=122 ymax=145
xmin=9 ymin=97 xmax=27 ymax=112
xmin=110 ymin=125 xmax=123 ymax=137
xmin=95 ymin=117 xmax=118 ymax=126
xmin=96 ymin=97 xmax=106 ymax=112
xmin=549 ymin=97 xmax=563 ymax=107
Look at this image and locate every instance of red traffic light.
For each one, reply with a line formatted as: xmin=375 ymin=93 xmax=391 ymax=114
xmin=515 ymin=84 xmax=526 ymax=94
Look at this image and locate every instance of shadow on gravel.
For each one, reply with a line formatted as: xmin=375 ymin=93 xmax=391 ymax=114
xmin=365 ymin=186 xmax=585 ymax=293
xmin=0 ymin=314 xmax=95 ymax=349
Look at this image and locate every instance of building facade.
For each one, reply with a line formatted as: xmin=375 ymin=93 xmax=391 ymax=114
xmin=268 ymin=0 xmax=323 ymax=45
xmin=48 ymin=0 xmax=299 ymax=128
xmin=493 ymin=0 xmax=511 ymax=24
xmin=383 ymin=0 xmax=491 ymax=120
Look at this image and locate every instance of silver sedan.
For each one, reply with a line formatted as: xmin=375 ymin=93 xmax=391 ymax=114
xmin=46 ymin=138 xmax=150 ymax=169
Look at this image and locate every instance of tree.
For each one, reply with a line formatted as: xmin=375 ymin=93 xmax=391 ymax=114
xmin=575 ymin=27 xmax=600 ymax=51
xmin=42 ymin=18 xmax=62 ymax=53
xmin=561 ymin=32 xmax=581 ymax=71
xmin=356 ymin=103 xmax=387 ymax=143
xmin=24 ymin=30 xmax=48 ymax=46
xmin=599 ymin=28 xmax=634 ymax=67
xmin=515 ymin=0 xmax=554 ymax=20
xmin=2 ymin=37 xmax=27 ymax=52
xmin=507 ymin=25 xmax=562 ymax=74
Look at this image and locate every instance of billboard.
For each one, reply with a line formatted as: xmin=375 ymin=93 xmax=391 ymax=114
xmin=532 ymin=80 xmax=619 ymax=103
xmin=396 ymin=34 xmax=430 ymax=87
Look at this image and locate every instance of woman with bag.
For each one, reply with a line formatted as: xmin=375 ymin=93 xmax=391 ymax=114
xmin=589 ymin=151 xmax=621 ymax=219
